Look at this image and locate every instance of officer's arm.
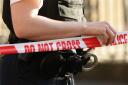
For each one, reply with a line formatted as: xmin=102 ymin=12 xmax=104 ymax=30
xmin=11 ymin=0 xmax=116 ymax=45
xmin=11 ymin=0 xmax=85 ymax=41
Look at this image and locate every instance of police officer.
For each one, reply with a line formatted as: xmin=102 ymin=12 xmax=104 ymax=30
xmin=1 ymin=0 xmax=116 ymax=85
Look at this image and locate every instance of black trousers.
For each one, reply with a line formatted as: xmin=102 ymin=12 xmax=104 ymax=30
xmin=0 ymin=55 xmax=67 ymax=85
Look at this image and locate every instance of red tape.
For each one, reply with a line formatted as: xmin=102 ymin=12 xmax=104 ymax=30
xmin=82 ymin=37 xmax=101 ymax=48
xmin=0 ymin=32 xmax=128 ymax=55
xmin=0 ymin=46 xmax=18 ymax=55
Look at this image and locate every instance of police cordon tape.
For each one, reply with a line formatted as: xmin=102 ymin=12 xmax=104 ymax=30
xmin=0 ymin=32 xmax=128 ymax=55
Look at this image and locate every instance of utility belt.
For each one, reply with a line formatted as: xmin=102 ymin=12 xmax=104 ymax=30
xmin=17 ymin=49 xmax=98 ymax=79
xmin=8 ymin=33 xmax=97 ymax=79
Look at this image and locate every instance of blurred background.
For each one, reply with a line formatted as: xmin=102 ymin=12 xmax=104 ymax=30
xmin=76 ymin=0 xmax=128 ymax=85
xmin=82 ymin=0 xmax=128 ymax=64
xmin=0 ymin=0 xmax=128 ymax=85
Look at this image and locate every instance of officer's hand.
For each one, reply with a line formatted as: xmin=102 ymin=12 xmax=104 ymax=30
xmin=83 ymin=21 xmax=117 ymax=45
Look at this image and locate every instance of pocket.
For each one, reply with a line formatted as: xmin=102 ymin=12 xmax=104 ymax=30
xmin=40 ymin=51 xmax=65 ymax=79
xmin=58 ymin=0 xmax=85 ymax=21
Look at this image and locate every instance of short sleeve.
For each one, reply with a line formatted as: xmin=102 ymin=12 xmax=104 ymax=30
xmin=10 ymin=0 xmax=21 ymax=5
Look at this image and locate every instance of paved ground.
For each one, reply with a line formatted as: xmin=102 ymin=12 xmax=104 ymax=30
xmin=76 ymin=81 xmax=128 ymax=85
xmin=0 ymin=64 xmax=1 ymax=85
xmin=1 ymin=63 xmax=128 ymax=85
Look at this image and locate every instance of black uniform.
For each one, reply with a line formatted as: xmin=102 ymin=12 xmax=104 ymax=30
xmin=1 ymin=0 xmax=86 ymax=85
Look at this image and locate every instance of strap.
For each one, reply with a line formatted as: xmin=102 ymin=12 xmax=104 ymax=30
xmin=2 ymin=0 xmax=14 ymax=33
